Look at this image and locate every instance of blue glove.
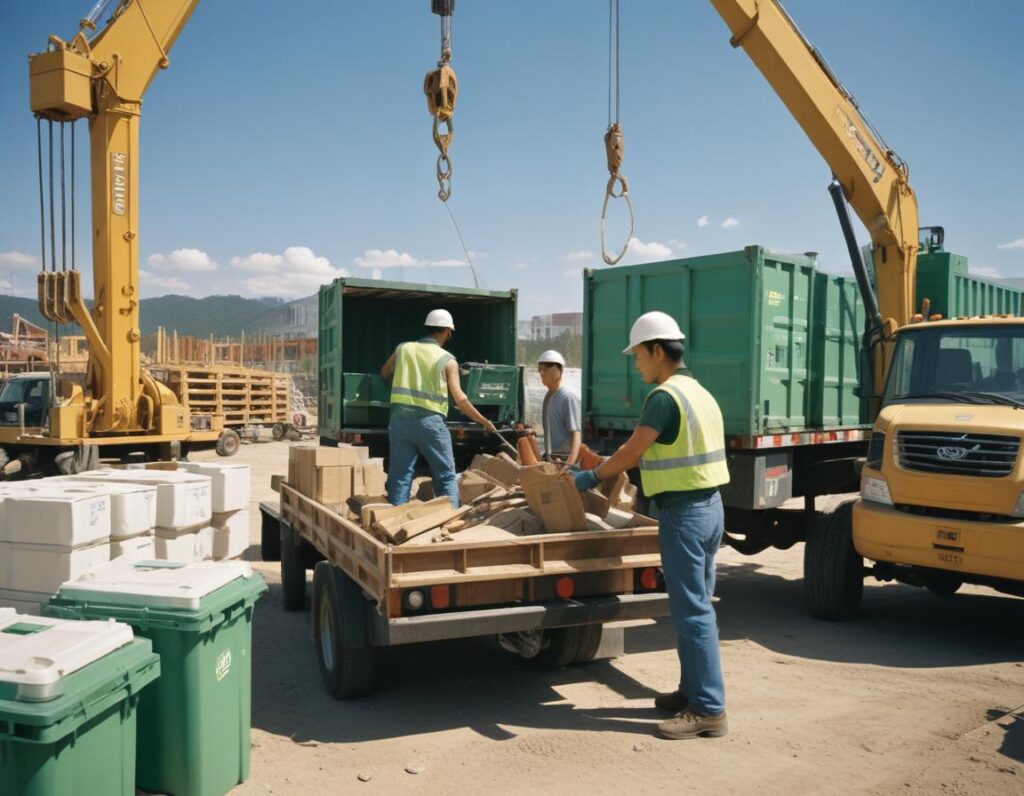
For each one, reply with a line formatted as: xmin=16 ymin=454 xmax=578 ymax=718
xmin=573 ymin=469 xmax=601 ymax=492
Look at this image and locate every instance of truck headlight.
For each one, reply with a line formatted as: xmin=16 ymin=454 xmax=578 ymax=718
xmin=1012 ymin=491 xmax=1024 ymax=519
xmin=862 ymin=476 xmax=893 ymax=506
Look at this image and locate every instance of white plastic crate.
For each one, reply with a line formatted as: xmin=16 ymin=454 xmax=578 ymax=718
xmin=178 ymin=461 xmax=250 ymax=512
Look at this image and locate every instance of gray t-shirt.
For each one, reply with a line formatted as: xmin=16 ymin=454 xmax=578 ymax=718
xmin=542 ymin=386 xmax=582 ymax=456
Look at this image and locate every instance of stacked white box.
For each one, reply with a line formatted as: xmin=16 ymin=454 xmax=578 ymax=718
xmin=211 ymin=509 xmax=249 ymax=560
xmin=177 ymin=461 xmax=250 ymax=512
xmin=49 ymin=477 xmax=158 ymax=539
xmin=72 ymin=469 xmax=212 ymax=531
xmin=111 ymin=533 xmax=155 ymax=562
xmin=0 ymin=587 xmax=54 ymax=615
xmin=1 ymin=490 xmax=111 ymax=547
xmin=153 ymin=525 xmax=213 ymax=562
xmin=0 ymin=539 xmax=110 ymax=594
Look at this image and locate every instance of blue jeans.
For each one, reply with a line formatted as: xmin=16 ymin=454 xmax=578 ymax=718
xmin=658 ymin=491 xmax=726 ymax=716
xmin=386 ymin=406 xmax=459 ymax=507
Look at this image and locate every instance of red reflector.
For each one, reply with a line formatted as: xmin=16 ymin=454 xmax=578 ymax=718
xmin=430 ymin=585 xmax=450 ymax=610
xmin=639 ymin=567 xmax=658 ymax=590
xmin=555 ymin=577 xmax=575 ymax=599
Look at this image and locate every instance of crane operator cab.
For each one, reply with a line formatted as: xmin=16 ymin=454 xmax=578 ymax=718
xmin=0 ymin=373 xmax=54 ymax=430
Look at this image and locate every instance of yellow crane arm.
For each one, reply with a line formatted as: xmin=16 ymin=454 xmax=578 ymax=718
xmin=709 ymin=0 xmax=920 ymax=331
xmin=29 ymin=0 xmax=199 ymax=436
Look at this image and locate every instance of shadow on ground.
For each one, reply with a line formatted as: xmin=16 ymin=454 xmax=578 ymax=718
xmin=248 ymin=556 xmax=1023 ymax=745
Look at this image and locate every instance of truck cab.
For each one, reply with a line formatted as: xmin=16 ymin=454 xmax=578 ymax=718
xmin=0 ymin=372 xmax=52 ymax=433
xmin=820 ymin=317 xmax=1024 ymax=613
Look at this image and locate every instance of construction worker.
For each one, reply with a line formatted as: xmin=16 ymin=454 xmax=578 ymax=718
xmin=572 ymin=311 xmax=730 ymax=740
xmin=537 ymin=350 xmax=582 ymax=467
xmin=381 ymin=309 xmax=497 ymax=507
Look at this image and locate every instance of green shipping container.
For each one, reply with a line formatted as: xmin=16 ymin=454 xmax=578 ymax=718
xmin=45 ymin=560 xmax=267 ymax=796
xmin=0 ymin=617 xmax=159 ymax=796
xmin=318 ymin=279 xmax=520 ymax=438
xmin=583 ymin=246 xmax=866 ymax=438
xmin=915 ymin=248 xmax=1023 ymax=319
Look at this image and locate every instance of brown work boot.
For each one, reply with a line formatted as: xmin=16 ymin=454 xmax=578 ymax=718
xmin=654 ymin=690 xmax=688 ymax=712
xmin=656 ymin=709 xmax=728 ymax=740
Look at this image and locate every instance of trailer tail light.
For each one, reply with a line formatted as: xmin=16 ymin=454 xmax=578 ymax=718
xmin=555 ymin=577 xmax=575 ymax=599
xmin=429 ymin=585 xmax=451 ymax=610
xmin=639 ymin=567 xmax=659 ymax=591
xmin=403 ymin=589 xmax=426 ymax=612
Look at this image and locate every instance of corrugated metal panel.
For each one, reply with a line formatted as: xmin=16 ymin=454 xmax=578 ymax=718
xmin=916 ymin=250 xmax=1023 ymax=318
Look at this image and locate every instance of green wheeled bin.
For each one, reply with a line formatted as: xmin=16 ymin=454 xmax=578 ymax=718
xmin=45 ymin=559 xmax=267 ymax=796
xmin=0 ymin=608 xmax=159 ymax=796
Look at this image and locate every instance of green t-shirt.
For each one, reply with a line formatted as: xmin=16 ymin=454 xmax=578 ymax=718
xmin=638 ymin=381 xmax=718 ymax=510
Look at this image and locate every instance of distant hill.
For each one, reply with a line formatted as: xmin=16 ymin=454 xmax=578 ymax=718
xmin=0 ymin=293 xmax=310 ymax=337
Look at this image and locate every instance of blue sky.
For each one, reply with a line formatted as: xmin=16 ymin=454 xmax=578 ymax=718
xmin=1 ymin=0 xmax=1022 ymax=319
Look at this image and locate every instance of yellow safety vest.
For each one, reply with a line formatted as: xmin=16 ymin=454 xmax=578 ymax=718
xmin=639 ymin=373 xmax=730 ymax=496
xmin=390 ymin=340 xmax=454 ymax=416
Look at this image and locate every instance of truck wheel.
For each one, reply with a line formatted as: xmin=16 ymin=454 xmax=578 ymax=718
xmin=280 ymin=523 xmax=307 ymax=611
xmin=804 ymin=500 xmax=864 ymax=621
xmin=261 ymin=509 xmax=281 ymax=562
xmin=923 ymin=572 xmax=962 ymax=597
xmin=215 ymin=429 xmax=241 ymax=457
xmin=538 ymin=626 xmax=586 ymax=668
xmin=312 ymin=562 xmax=376 ymax=699
xmin=573 ymin=624 xmax=604 ymax=664
xmin=272 ymin=423 xmax=286 ymax=441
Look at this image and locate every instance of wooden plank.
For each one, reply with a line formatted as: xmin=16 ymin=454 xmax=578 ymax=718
xmin=392 ymin=503 xmax=473 ymax=544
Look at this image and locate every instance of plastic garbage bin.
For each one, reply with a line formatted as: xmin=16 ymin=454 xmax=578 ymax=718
xmin=45 ymin=559 xmax=267 ymax=796
xmin=0 ymin=608 xmax=159 ymax=796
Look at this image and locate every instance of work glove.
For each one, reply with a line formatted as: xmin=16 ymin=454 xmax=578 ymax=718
xmin=572 ymin=469 xmax=601 ymax=492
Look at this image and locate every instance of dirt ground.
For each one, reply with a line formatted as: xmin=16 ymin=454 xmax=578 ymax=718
xmin=191 ymin=441 xmax=1024 ymax=796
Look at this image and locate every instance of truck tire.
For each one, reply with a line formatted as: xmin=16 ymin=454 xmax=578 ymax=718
xmin=271 ymin=422 xmax=286 ymax=440
xmin=280 ymin=522 xmax=307 ymax=611
xmin=215 ymin=429 xmax=241 ymax=457
xmin=573 ymin=624 xmax=604 ymax=664
xmin=804 ymin=500 xmax=864 ymax=621
xmin=538 ymin=625 xmax=592 ymax=668
xmin=261 ymin=509 xmax=281 ymax=562
xmin=312 ymin=562 xmax=376 ymax=699
xmin=923 ymin=571 xmax=962 ymax=597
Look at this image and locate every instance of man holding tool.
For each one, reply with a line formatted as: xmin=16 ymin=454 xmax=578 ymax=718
xmin=381 ymin=309 xmax=497 ymax=507
xmin=572 ymin=311 xmax=730 ymax=740
xmin=537 ymin=350 xmax=582 ymax=467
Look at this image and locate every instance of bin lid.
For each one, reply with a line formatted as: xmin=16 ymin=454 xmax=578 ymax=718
xmin=0 ymin=607 xmax=134 ymax=702
xmin=58 ymin=559 xmax=255 ymax=611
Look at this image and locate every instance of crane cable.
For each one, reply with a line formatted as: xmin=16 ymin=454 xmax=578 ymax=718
xmin=600 ymin=0 xmax=633 ymax=266
xmin=424 ymin=0 xmax=458 ymax=202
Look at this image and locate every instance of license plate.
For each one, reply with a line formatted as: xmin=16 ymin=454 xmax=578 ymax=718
xmin=936 ymin=528 xmax=961 ymax=545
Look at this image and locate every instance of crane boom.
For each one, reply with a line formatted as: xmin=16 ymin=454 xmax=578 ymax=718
xmin=29 ymin=0 xmax=200 ymax=437
xmin=709 ymin=0 xmax=920 ymax=337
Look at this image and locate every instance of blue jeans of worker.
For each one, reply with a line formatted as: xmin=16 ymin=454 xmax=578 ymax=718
xmin=387 ymin=406 xmax=459 ymax=507
xmin=658 ymin=490 xmax=726 ymax=716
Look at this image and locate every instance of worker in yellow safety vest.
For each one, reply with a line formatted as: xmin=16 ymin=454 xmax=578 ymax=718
xmin=381 ymin=309 xmax=497 ymax=507
xmin=571 ymin=311 xmax=730 ymax=740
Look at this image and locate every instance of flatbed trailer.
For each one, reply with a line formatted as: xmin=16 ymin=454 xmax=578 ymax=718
xmin=261 ymin=485 xmax=670 ymax=697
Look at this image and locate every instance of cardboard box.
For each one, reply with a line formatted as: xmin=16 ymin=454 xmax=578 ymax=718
xmin=520 ymin=463 xmax=587 ymax=533
xmin=458 ymin=471 xmax=494 ymax=504
xmin=353 ymin=462 xmax=387 ymax=497
xmin=178 ymin=461 xmax=250 ymax=512
xmin=1 ymin=491 xmax=112 ymax=547
xmin=316 ymin=466 xmax=354 ymax=506
xmin=111 ymin=533 xmax=156 ymax=563
xmin=469 ymin=453 xmax=521 ymax=488
xmin=0 ymin=538 xmax=110 ymax=594
xmin=212 ymin=509 xmax=249 ymax=560
xmin=290 ymin=443 xmax=368 ymax=468
xmin=154 ymin=525 xmax=213 ymax=562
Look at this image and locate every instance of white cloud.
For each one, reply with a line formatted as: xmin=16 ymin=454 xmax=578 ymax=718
xmin=468 ymin=250 xmax=490 ymax=259
xmin=147 ymin=248 xmax=217 ymax=272
xmin=230 ymin=246 xmax=348 ymax=298
xmin=352 ymin=248 xmax=467 ymax=270
xmin=0 ymin=280 xmax=14 ymax=292
xmin=371 ymin=268 xmax=383 ymax=280
xmin=139 ymin=270 xmax=190 ymax=294
xmin=668 ymin=239 xmax=688 ymax=251
xmin=0 ymin=251 xmax=39 ymax=269
xmin=563 ymin=267 xmax=585 ymax=278
xmin=721 ymin=217 xmax=740 ymax=229
xmin=513 ymin=262 xmax=529 ymax=270
xmin=697 ymin=215 xmax=710 ymax=228
xmin=971 ymin=265 xmax=1001 ymax=278
xmin=625 ymin=237 xmax=673 ymax=260
xmin=565 ymin=250 xmax=596 ymax=261
xmin=997 ymin=238 xmax=1024 ymax=251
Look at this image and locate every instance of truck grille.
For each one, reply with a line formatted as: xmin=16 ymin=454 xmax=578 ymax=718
xmin=896 ymin=431 xmax=1020 ymax=478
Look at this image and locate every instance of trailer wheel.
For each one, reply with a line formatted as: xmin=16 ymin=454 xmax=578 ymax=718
xmin=804 ymin=500 xmax=863 ymax=621
xmin=312 ymin=562 xmax=376 ymax=699
xmin=215 ymin=429 xmax=241 ymax=457
xmin=279 ymin=522 xmax=307 ymax=611
xmin=923 ymin=571 xmax=962 ymax=597
xmin=573 ymin=624 xmax=604 ymax=663
xmin=260 ymin=509 xmax=281 ymax=562
xmin=538 ymin=626 xmax=586 ymax=668
xmin=272 ymin=423 xmax=286 ymax=441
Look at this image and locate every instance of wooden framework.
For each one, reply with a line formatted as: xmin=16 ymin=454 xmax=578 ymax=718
xmin=280 ymin=484 xmax=662 ymax=614
xmin=150 ymin=363 xmax=291 ymax=429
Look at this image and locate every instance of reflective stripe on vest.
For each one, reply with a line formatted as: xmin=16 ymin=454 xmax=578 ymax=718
xmin=639 ymin=373 xmax=730 ymax=496
xmin=390 ymin=341 xmax=454 ymax=416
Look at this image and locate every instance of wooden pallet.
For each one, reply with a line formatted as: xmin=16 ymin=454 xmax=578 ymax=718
xmin=150 ymin=363 xmax=291 ymax=428
xmin=280 ymin=484 xmax=662 ymax=612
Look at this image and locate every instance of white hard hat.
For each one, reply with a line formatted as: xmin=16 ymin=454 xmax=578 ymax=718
xmin=424 ymin=309 xmax=455 ymax=330
xmin=622 ymin=311 xmax=685 ymax=354
xmin=537 ymin=350 xmax=566 ymax=367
